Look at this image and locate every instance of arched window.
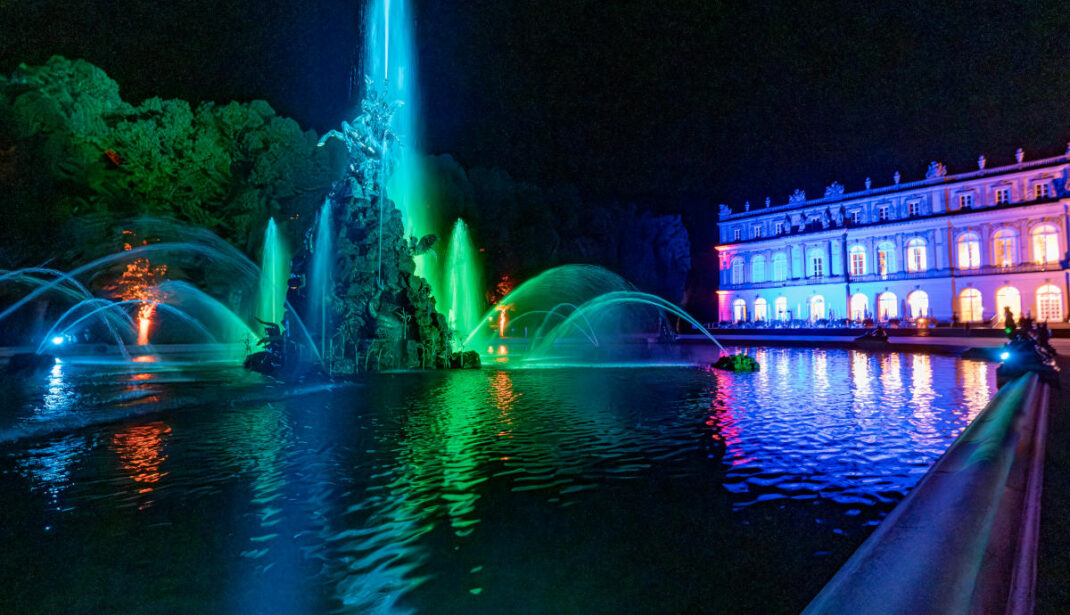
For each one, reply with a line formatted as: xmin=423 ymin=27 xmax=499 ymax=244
xmin=775 ymin=296 xmax=788 ymax=321
xmin=878 ymin=292 xmax=898 ymax=320
xmin=996 ymin=286 xmax=1022 ymax=320
xmin=731 ymin=258 xmax=745 ymax=284
xmin=907 ymin=290 xmax=929 ymax=319
xmin=1037 ymin=284 xmax=1063 ymax=321
xmin=808 ymin=249 xmax=825 ymax=278
xmin=957 ymin=233 xmax=981 ymax=269
xmin=754 ymin=297 xmax=769 ymax=321
xmin=809 ymin=295 xmax=825 ymax=321
xmin=906 ymin=238 xmax=927 ymax=272
xmin=772 ymin=252 xmax=788 ymax=282
xmin=732 ymin=298 xmax=747 ymax=322
xmin=1031 ymin=224 xmax=1060 ymax=264
xmin=751 ymin=255 xmax=766 ymax=283
xmin=876 ymin=241 xmax=896 ymax=276
xmin=959 ymin=288 xmax=984 ymax=322
xmin=993 ymin=228 xmax=1018 ymax=267
xmin=849 ymin=245 xmax=867 ymax=276
xmin=850 ymin=293 xmax=869 ymax=321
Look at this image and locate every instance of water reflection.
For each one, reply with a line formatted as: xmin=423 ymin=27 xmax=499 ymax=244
xmin=0 ymin=349 xmax=1000 ymax=614
xmin=112 ymin=420 xmax=171 ymax=496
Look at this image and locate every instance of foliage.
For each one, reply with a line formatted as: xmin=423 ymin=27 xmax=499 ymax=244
xmin=0 ymin=56 xmax=332 ymax=264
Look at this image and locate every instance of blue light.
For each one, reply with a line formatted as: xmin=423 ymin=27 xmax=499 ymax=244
xmin=999 ymin=351 xmax=1010 ymax=360
xmin=50 ymin=336 xmax=65 ymax=346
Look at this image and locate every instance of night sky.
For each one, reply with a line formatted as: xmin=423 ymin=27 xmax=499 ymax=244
xmin=4 ymin=0 xmax=1070 ymax=212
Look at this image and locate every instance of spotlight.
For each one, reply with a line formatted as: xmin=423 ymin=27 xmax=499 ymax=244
xmin=999 ymin=351 xmax=1010 ymax=360
xmin=51 ymin=336 xmax=65 ymax=346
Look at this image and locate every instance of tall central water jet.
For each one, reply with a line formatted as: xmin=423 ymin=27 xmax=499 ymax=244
xmin=443 ymin=219 xmax=483 ymax=348
xmin=308 ymin=201 xmax=333 ymax=353
xmin=258 ymin=218 xmax=289 ymax=325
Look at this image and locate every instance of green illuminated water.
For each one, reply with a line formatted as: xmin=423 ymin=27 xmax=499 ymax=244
xmin=444 ymin=219 xmax=483 ymax=348
xmin=257 ymin=218 xmax=289 ymax=326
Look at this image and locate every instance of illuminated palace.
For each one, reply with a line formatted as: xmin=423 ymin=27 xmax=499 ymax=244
xmin=715 ymin=148 xmax=1070 ymax=324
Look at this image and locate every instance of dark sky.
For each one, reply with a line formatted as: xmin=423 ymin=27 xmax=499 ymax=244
xmin=4 ymin=0 xmax=1070 ymax=211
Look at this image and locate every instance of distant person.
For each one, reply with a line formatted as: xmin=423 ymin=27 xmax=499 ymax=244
xmin=951 ymin=312 xmax=959 ymax=328
xmin=1004 ymin=306 xmax=1016 ymax=336
xmin=1037 ymin=322 xmax=1056 ymax=356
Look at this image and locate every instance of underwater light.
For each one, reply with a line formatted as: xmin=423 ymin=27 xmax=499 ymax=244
xmin=999 ymin=351 xmax=1010 ymax=360
xmin=51 ymin=336 xmax=65 ymax=346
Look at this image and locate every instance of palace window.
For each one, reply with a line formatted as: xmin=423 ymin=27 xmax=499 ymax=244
xmin=1035 ymin=183 xmax=1050 ymax=200
xmin=731 ymin=258 xmax=745 ymax=284
xmin=878 ymin=292 xmax=898 ymax=320
xmin=849 ymin=245 xmax=867 ymax=276
xmin=996 ymin=286 xmax=1022 ymax=320
xmin=878 ymin=205 xmax=889 ymax=221
xmin=850 ymin=293 xmax=869 ymax=321
xmin=1032 ymin=224 xmax=1060 ymax=264
xmin=959 ymin=288 xmax=983 ymax=322
xmin=733 ymin=228 xmax=741 ymax=241
xmin=754 ymin=298 xmax=769 ymax=321
xmin=774 ymin=221 xmax=784 ymax=235
xmin=849 ymin=210 xmax=861 ymax=225
xmin=908 ymin=200 xmax=922 ymax=216
xmin=732 ymin=298 xmax=747 ymax=322
xmin=907 ymin=290 xmax=930 ymax=319
xmin=906 ymin=238 xmax=927 ymax=272
xmin=809 ymin=295 xmax=825 ymax=321
xmin=808 ymin=250 xmax=825 ymax=278
xmin=775 ymin=296 xmax=788 ymax=321
xmin=959 ymin=194 xmax=973 ymax=209
xmin=957 ymin=233 xmax=981 ymax=269
xmin=993 ymin=229 xmax=1018 ymax=267
xmin=771 ymin=252 xmax=788 ymax=282
xmin=995 ymin=188 xmax=1010 ymax=204
xmin=1037 ymin=284 xmax=1063 ymax=321
xmin=753 ymin=226 xmax=762 ymax=238
xmin=877 ymin=241 xmax=895 ymax=276
xmin=751 ymin=255 xmax=766 ymax=283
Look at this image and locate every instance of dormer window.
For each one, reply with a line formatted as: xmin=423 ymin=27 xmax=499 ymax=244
xmin=774 ymin=221 xmax=784 ymax=235
xmin=995 ymin=188 xmax=1010 ymax=204
xmin=753 ymin=226 xmax=761 ymax=239
xmin=959 ymin=194 xmax=973 ymax=209
xmin=908 ymin=200 xmax=922 ymax=216
xmin=878 ymin=205 xmax=889 ymax=221
xmin=1035 ymin=183 xmax=1050 ymax=199
xmin=733 ymin=228 xmax=741 ymax=241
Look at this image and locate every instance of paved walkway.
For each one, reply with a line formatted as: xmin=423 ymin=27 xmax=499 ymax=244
xmin=1037 ymin=357 xmax=1070 ymax=614
xmin=680 ymin=333 xmax=1070 ymax=355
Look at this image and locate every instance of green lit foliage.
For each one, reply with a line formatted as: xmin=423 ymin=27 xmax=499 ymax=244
xmin=0 ymin=56 xmax=332 ymax=263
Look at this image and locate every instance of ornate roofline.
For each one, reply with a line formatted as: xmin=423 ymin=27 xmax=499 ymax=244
xmin=719 ymin=151 xmax=1070 ymax=221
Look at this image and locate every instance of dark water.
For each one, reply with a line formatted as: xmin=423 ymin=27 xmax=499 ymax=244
xmin=0 ymin=347 xmax=995 ymax=614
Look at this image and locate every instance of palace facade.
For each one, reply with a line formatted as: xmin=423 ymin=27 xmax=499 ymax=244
xmin=715 ymin=149 xmax=1070 ymax=325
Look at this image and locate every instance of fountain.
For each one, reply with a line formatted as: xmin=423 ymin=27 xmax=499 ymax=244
xmin=443 ymin=218 xmax=483 ymax=348
xmin=0 ymin=218 xmax=318 ymax=368
xmin=257 ymin=218 xmax=289 ymax=326
xmin=308 ymin=200 xmax=334 ymax=354
xmin=463 ymin=265 xmax=726 ymax=366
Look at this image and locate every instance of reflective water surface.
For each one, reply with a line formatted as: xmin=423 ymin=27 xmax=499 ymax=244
xmin=0 ymin=347 xmax=996 ymax=614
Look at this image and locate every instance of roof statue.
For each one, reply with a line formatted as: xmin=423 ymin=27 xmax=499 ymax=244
xmin=718 ymin=203 xmax=731 ymax=218
xmin=926 ymin=161 xmax=947 ymax=179
xmin=824 ymin=181 xmax=845 ymax=199
xmin=978 ymin=155 xmax=986 ymax=170
xmin=745 ymin=200 xmax=751 ymax=212
xmin=1016 ymin=148 xmax=1025 ymax=164
xmin=894 ymin=170 xmax=901 ymax=184
xmin=788 ymin=189 xmax=806 ymax=204
xmin=865 ymin=177 xmax=872 ymax=190
xmin=765 ymin=197 xmax=771 ymax=208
